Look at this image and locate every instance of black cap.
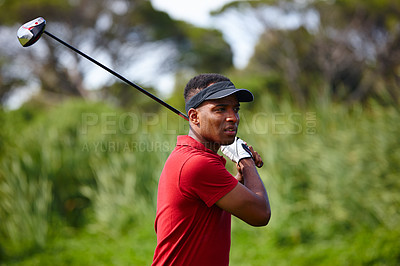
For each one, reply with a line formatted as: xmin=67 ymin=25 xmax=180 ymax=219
xmin=185 ymin=81 xmax=253 ymax=113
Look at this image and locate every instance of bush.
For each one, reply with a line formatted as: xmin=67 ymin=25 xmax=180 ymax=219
xmin=1 ymin=97 xmax=399 ymax=265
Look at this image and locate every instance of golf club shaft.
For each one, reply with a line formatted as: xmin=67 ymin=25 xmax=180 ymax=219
xmin=43 ymin=30 xmax=189 ymax=121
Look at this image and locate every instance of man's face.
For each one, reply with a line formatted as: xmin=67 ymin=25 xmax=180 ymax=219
xmin=194 ymin=94 xmax=240 ymax=148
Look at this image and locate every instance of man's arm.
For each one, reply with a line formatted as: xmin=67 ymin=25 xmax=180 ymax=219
xmin=216 ymin=150 xmax=271 ymax=226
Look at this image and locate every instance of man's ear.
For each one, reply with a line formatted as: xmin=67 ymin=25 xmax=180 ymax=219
xmin=188 ymin=108 xmax=200 ymax=125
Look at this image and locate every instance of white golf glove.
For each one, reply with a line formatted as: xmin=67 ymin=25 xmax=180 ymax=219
xmin=220 ymin=137 xmax=253 ymax=163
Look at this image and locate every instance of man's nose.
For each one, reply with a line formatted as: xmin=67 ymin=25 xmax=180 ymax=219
xmin=226 ymin=109 xmax=239 ymax=123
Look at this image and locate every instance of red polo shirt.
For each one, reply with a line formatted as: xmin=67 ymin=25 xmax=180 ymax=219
xmin=152 ymin=135 xmax=238 ymax=266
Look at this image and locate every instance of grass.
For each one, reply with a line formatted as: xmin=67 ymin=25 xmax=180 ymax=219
xmin=4 ymin=218 xmax=399 ymax=266
xmin=3 ymin=218 xmax=156 ymax=266
xmin=1 ymin=98 xmax=399 ymax=265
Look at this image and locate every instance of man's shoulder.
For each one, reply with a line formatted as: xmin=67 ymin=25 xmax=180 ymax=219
xmin=165 ymin=145 xmax=213 ymax=169
xmin=179 ymin=152 xmax=226 ymax=177
xmin=175 ymin=145 xmax=221 ymax=162
xmin=167 ymin=135 xmax=226 ymax=171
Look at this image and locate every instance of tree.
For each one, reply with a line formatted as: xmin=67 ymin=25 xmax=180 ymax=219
xmin=0 ymin=0 xmax=233 ymax=107
xmin=215 ymin=0 xmax=400 ymax=106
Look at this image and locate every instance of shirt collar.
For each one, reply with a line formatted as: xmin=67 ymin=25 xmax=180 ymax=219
xmin=177 ymin=135 xmax=212 ymax=152
xmin=177 ymin=135 xmax=226 ymax=164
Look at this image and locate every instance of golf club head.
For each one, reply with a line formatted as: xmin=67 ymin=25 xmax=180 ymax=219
xmin=17 ymin=17 xmax=46 ymax=47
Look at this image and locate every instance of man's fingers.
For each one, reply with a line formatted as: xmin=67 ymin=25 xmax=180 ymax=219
xmin=247 ymin=145 xmax=264 ymax=168
xmin=254 ymin=152 xmax=263 ymax=168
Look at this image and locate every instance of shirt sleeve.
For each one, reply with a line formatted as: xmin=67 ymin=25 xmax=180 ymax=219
xmin=179 ymin=155 xmax=238 ymax=207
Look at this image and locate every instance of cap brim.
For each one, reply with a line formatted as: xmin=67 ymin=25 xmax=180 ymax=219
xmin=206 ymin=88 xmax=254 ymax=102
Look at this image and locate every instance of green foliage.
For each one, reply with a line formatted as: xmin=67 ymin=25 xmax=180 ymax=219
xmin=231 ymin=96 xmax=400 ymax=265
xmin=0 ymin=0 xmax=234 ymax=105
xmin=0 ymin=158 xmax=52 ymax=257
xmin=3 ymin=223 xmax=156 ymax=265
xmin=2 ymin=0 xmax=400 ymax=263
xmin=177 ymin=25 xmax=234 ymax=73
xmin=219 ymin=0 xmax=400 ymax=107
xmin=1 ymin=95 xmax=399 ymax=265
xmin=0 ymin=0 xmax=71 ymax=25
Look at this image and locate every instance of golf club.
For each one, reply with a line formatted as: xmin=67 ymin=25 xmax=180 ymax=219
xmin=17 ymin=17 xmax=189 ymax=121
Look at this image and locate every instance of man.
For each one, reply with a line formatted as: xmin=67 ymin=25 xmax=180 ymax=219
xmin=152 ymin=73 xmax=271 ymax=265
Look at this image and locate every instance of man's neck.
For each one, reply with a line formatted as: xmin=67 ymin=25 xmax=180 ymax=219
xmin=188 ymin=129 xmax=220 ymax=153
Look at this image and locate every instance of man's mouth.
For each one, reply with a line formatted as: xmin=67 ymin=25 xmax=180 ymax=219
xmin=224 ymin=127 xmax=237 ymax=135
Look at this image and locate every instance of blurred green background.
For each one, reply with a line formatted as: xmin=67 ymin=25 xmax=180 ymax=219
xmin=1 ymin=0 xmax=399 ymax=265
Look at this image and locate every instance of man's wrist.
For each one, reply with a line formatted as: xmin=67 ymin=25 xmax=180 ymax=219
xmin=238 ymin=157 xmax=255 ymax=168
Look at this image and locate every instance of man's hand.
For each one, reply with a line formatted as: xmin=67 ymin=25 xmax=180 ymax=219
xmin=235 ymin=145 xmax=263 ymax=183
xmin=220 ymin=137 xmax=263 ymax=168
xmin=220 ymin=137 xmax=252 ymax=163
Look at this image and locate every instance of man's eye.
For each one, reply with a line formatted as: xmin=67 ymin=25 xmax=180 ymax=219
xmin=234 ymin=107 xmax=240 ymax=113
xmin=216 ymin=107 xmax=225 ymax=112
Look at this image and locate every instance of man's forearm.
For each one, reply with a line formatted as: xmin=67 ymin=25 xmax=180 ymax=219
xmin=239 ymin=158 xmax=271 ymax=215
